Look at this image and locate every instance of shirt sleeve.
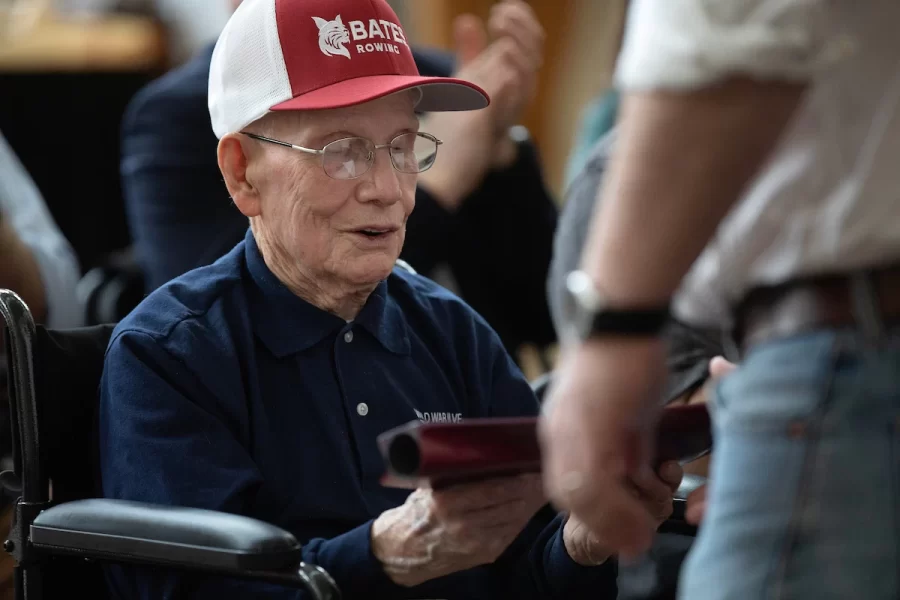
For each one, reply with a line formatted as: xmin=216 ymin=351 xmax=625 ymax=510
xmin=615 ymin=0 xmax=852 ymax=91
xmin=0 ymin=130 xmax=83 ymax=328
xmin=98 ymin=329 xmax=408 ymax=600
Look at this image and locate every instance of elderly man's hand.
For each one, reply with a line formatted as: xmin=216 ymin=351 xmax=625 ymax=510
xmin=416 ymin=0 xmax=544 ymax=209
xmin=371 ymin=474 xmax=546 ymax=587
xmin=563 ymin=460 xmax=683 ymax=565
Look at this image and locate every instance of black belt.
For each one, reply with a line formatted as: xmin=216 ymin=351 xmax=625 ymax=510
xmin=734 ymin=262 xmax=900 ymax=351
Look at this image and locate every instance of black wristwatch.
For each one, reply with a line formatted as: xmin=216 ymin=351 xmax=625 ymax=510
xmin=563 ymin=271 xmax=671 ymax=341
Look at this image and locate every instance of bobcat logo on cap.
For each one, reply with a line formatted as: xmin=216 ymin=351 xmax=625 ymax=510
xmin=313 ymin=15 xmax=351 ymax=59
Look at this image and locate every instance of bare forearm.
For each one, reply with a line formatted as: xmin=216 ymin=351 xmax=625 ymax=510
xmin=583 ymin=77 xmax=807 ymax=305
xmin=0 ymin=217 xmax=47 ymax=320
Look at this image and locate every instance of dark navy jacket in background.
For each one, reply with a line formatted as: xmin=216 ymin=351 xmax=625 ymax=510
xmin=99 ymin=229 xmax=617 ymax=600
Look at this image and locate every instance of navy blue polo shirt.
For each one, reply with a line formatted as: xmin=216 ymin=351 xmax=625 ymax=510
xmin=99 ymin=229 xmax=616 ymax=600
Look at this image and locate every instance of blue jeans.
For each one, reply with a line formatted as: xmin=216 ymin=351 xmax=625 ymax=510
xmin=678 ymin=328 xmax=900 ymax=599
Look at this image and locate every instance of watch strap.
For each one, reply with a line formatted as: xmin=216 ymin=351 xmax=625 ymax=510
xmin=588 ymin=307 xmax=671 ymax=337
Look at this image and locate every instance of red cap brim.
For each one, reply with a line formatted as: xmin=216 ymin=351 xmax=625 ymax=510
xmin=269 ymin=75 xmax=489 ymax=113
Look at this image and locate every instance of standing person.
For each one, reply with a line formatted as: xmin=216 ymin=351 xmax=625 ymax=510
xmin=540 ymin=1 xmax=900 ymax=599
xmin=546 ymin=130 xmax=733 ymax=600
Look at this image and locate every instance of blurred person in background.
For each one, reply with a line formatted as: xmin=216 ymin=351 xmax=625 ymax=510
xmin=561 ymin=88 xmax=619 ymax=190
xmin=119 ymin=0 xmax=557 ymax=359
xmin=0 ymin=126 xmax=84 ymax=600
xmin=540 ymin=1 xmax=900 ymax=599
xmin=0 ymin=129 xmax=83 ymax=329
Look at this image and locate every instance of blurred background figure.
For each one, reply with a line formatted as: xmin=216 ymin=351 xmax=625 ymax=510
xmin=0 ymin=129 xmax=83 ymax=329
xmin=0 ymin=126 xmax=84 ymax=600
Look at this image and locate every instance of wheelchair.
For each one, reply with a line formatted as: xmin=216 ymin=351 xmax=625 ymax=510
xmin=0 ymin=286 xmax=703 ymax=599
xmin=0 ymin=289 xmax=340 ymax=600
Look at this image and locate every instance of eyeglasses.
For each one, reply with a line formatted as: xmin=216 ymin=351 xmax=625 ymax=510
xmin=240 ymin=131 xmax=442 ymax=180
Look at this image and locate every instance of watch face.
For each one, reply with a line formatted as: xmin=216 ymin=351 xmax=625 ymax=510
xmin=562 ymin=271 xmax=671 ymax=340
xmin=564 ymin=271 xmax=603 ymax=341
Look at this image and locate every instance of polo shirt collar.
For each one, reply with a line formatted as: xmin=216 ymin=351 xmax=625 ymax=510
xmin=243 ymin=230 xmax=410 ymax=358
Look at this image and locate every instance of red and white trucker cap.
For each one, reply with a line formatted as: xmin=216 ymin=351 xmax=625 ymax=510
xmin=208 ymin=0 xmax=490 ymax=139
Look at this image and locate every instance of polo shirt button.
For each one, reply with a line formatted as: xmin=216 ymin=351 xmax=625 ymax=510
xmin=344 ymin=330 xmax=354 ymax=343
xmin=356 ymin=402 xmax=369 ymax=416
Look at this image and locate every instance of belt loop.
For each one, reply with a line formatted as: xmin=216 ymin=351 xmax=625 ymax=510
xmin=849 ymin=271 xmax=885 ymax=346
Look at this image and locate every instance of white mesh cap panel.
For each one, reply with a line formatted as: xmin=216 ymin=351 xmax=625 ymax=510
xmin=208 ymin=0 xmax=293 ymax=139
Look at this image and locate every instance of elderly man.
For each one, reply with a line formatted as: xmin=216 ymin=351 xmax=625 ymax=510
xmin=98 ymin=0 xmax=682 ymax=599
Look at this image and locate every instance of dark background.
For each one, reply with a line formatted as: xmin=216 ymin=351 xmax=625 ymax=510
xmin=0 ymin=70 xmax=162 ymax=272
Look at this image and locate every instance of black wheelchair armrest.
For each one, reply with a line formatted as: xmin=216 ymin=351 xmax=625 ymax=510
xmin=30 ymin=498 xmax=300 ymax=570
xmin=29 ymin=499 xmax=342 ymax=598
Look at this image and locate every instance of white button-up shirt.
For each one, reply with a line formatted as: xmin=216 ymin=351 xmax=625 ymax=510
xmin=615 ymin=0 xmax=900 ymax=328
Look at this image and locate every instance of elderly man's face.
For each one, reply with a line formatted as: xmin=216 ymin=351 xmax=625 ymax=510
xmin=249 ymin=93 xmax=418 ymax=286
